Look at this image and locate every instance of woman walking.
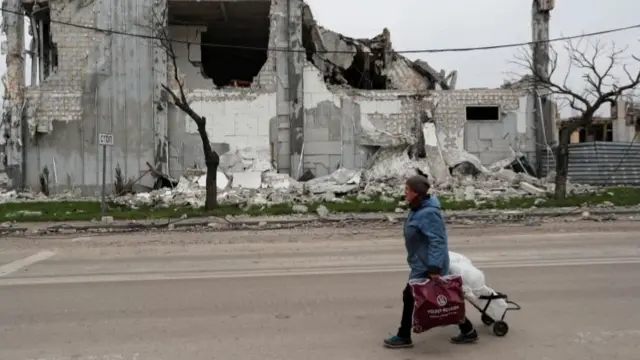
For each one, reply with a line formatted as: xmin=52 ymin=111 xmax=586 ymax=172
xmin=383 ymin=173 xmax=478 ymax=348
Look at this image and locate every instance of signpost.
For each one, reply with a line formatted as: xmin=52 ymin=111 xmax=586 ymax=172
xmin=98 ymin=133 xmax=114 ymax=217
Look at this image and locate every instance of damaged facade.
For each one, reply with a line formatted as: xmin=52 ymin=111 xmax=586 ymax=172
xmin=1 ymin=0 xmax=541 ymax=202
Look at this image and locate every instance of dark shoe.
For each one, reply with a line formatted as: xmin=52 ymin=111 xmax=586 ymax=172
xmin=450 ymin=330 xmax=479 ymax=344
xmin=383 ymin=335 xmax=413 ymax=348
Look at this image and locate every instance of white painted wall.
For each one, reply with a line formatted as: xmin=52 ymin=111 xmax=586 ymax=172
xmin=302 ymin=63 xmax=341 ymax=109
xmin=170 ymin=25 xmax=212 ymax=90
xmin=189 ymin=90 xmax=276 ymax=152
xmin=302 ymin=64 xmax=405 ymax=137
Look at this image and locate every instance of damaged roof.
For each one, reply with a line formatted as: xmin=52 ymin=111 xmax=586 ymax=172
xmin=301 ymin=2 xmax=456 ymax=91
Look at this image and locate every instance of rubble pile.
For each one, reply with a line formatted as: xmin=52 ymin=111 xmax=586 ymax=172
xmin=109 ymin=150 xmax=598 ymax=210
xmin=0 ymin=164 xmax=600 ymax=211
xmin=0 ymin=144 xmax=600 ymax=211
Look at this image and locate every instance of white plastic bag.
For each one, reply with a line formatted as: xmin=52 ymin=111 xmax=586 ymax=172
xmin=449 ymin=251 xmax=485 ymax=292
xmin=465 ymin=285 xmax=509 ymax=321
xmin=448 ymin=251 xmax=509 ymax=321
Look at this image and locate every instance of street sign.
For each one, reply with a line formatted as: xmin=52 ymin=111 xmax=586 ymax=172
xmin=99 ymin=133 xmax=114 ymax=146
xmin=98 ymin=133 xmax=113 ymax=217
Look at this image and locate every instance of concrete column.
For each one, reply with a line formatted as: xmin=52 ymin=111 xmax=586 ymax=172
xmin=274 ymin=0 xmax=290 ymax=173
xmin=286 ymin=0 xmax=304 ymax=179
xmin=153 ymin=0 xmax=169 ymax=171
xmin=274 ymin=0 xmax=304 ymax=177
xmin=531 ymin=0 xmax=555 ymax=176
xmin=0 ymin=0 xmax=26 ymax=188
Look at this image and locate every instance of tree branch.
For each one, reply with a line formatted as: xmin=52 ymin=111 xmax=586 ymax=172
xmin=511 ymin=38 xmax=640 ymax=125
xmin=150 ymin=3 xmax=204 ymax=128
xmin=147 ymin=1 xmax=219 ymax=209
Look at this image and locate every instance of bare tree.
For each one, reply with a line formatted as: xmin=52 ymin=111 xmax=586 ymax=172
xmin=513 ymin=38 xmax=640 ymax=198
xmin=151 ymin=6 xmax=219 ymax=209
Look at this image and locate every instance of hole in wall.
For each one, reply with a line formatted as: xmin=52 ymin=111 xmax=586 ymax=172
xmin=168 ymin=0 xmax=270 ymax=88
xmin=200 ymin=1 xmax=270 ymax=87
xmin=23 ymin=1 xmax=59 ymax=84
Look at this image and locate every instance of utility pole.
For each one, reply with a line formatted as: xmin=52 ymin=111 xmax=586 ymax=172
xmin=531 ymin=0 xmax=555 ymax=176
xmin=1 ymin=0 xmax=26 ymax=189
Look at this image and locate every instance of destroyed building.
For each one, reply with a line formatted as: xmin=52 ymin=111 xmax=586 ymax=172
xmin=1 ymin=0 xmax=539 ymax=195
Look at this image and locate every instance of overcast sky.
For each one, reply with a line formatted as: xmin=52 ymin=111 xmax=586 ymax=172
xmin=307 ymin=0 xmax=640 ymax=90
xmin=1 ymin=0 xmax=638 ymax=96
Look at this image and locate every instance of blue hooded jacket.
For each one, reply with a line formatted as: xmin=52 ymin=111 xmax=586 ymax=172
xmin=403 ymin=195 xmax=450 ymax=280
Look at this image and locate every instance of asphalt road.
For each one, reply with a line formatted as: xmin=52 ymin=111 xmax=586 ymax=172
xmin=0 ymin=221 xmax=639 ymax=360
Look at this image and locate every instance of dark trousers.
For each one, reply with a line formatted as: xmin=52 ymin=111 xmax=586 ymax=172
xmin=398 ymin=283 xmax=474 ymax=339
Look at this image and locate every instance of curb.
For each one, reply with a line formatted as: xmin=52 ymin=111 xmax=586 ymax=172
xmin=1 ymin=206 xmax=638 ymax=236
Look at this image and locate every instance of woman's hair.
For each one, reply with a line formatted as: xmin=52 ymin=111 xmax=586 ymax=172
xmin=406 ymin=171 xmax=430 ymax=195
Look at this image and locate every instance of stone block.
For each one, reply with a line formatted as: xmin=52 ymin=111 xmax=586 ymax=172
xmin=231 ymin=171 xmax=263 ymax=189
xmin=304 ymin=141 xmax=342 ymax=155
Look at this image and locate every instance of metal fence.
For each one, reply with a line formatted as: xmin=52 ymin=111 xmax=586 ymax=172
xmin=540 ymin=142 xmax=640 ymax=186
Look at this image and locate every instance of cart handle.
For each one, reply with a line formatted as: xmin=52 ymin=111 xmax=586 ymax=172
xmin=506 ymin=300 xmax=521 ymax=311
xmin=478 ymin=292 xmax=508 ymax=300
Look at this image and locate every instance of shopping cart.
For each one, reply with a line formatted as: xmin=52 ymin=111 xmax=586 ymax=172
xmin=467 ymin=291 xmax=521 ymax=337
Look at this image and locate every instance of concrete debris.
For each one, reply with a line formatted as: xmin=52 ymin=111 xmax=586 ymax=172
xmin=364 ymin=147 xmax=432 ymax=185
xmin=301 ymin=3 xmax=454 ymax=91
xmin=262 ymin=172 xmax=302 ymax=190
xmin=0 ymin=151 xmax=601 ymax=210
xmin=316 ymin=205 xmax=330 ymax=217
xmin=519 ymin=182 xmax=546 ymax=196
xmin=304 ymin=168 xmax=361 ymax=194
xmin=230 ymin=171 xmax=262 ymax=189
xmin=450 ymin=161 xmax=482 ymax=178
xmin=195 ymin=171 xmax=230 ymax=190
xmin=0 ymin=173 xmax=8 ymax=189
xmin=219 ymin=147 xmax=272 ymax=173
xmin=292 ymin=204 xmax=309 ymax=214
xmin=0 ymin=188 xmax=81 ymax=204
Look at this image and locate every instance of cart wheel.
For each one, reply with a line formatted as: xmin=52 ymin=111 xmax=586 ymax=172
xmin=492 ymin=321 xmax=509 ymax=337
xmin=481 ymin=314 xmax=494 ymax=325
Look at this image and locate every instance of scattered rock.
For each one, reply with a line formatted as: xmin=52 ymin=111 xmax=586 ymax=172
xmin=292 ymin=204 xmax=309 ymax=213
xmin=519 ymin=182 xmax=546 ymax=196
xmin=0 ymin=151 xmax=603 ymax=214
xmin=464 ymin=186 xmax=475 ymax=201
xmin=101 ymin=216 xmax=114 ymax=224
xmin=599 ymin=201 xmax=615 ymax=208
xmin=534 ymin=198 xmax=546 ymax=206
xmin=14 ymin=210 xmax=43 ymax=217
xmin=395 ymin=208 xmax=405 ymax=213
xmin=450 ymin=161 xmax=482 ymax=177
xmin=316 ymin=205 xmax=330 ymax=217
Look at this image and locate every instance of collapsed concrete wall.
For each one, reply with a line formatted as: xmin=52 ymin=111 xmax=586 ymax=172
xmin=1 ymin=0 xmax=536 ymax=199
xmin=300 ymin=2 xmax=455 ymax=91
xmin=272 ymin=64 xmax=534 ymax=184
xmin=8 ymin=0 xmax=282 ymax=193
xmin=4 ymin=0 xmax=164 ymax=194
xmin=432 ymin=89 xmax=535 ymax=167
xmin=164 ymin=0 xmax=281 ymax=183
xmin=166 ymin=90 xmax=276 ymax=179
